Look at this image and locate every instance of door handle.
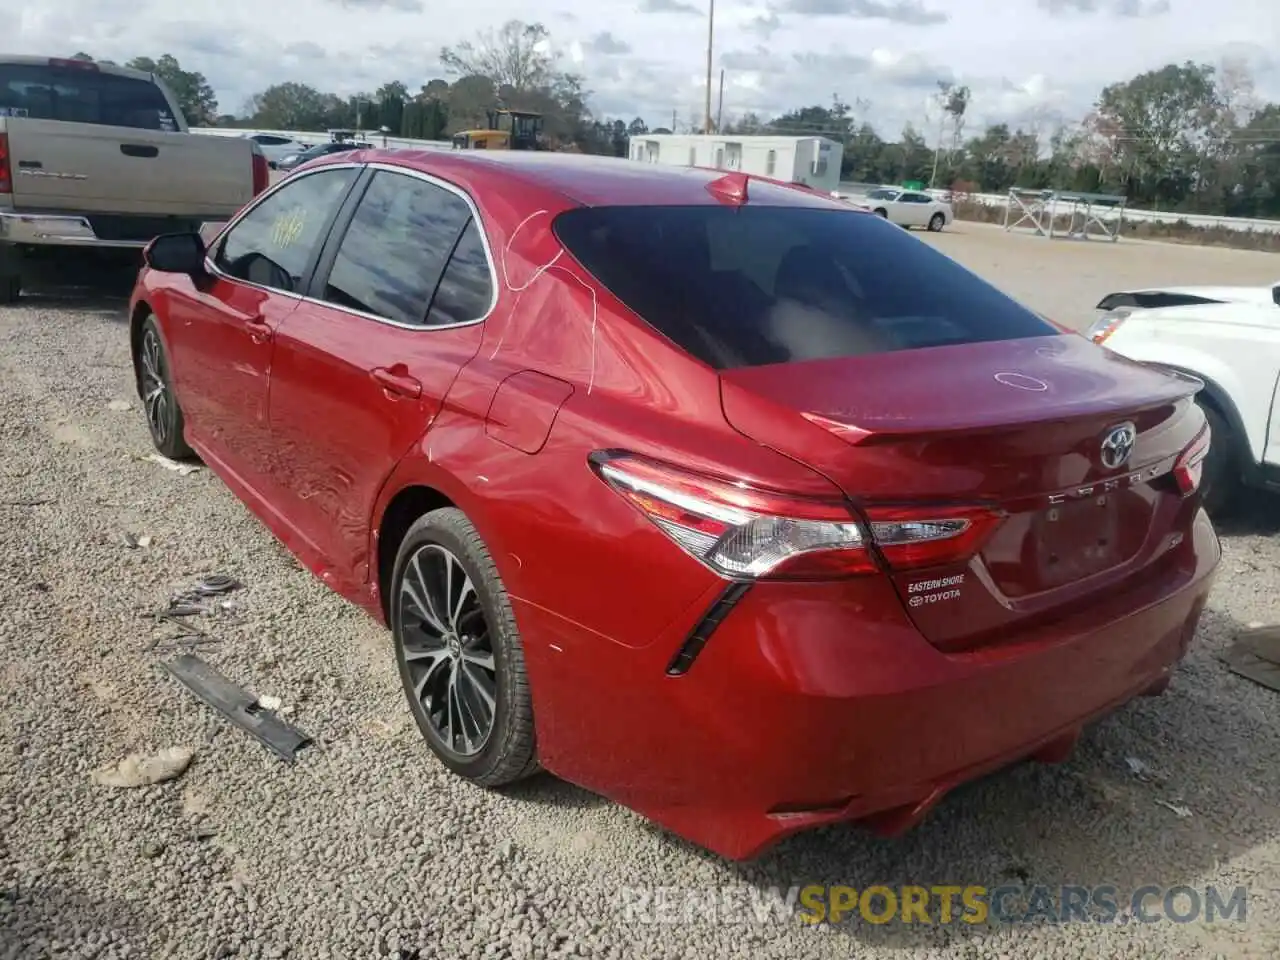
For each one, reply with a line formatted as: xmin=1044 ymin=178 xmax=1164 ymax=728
xmin=244 ymin=317 xmax=272 ymax=343
xmin=370 ymin=366 xmax=422 ymax=399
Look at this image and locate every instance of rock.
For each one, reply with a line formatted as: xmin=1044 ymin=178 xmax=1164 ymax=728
xmin=91 ymin=747 xmax=195 ymax=788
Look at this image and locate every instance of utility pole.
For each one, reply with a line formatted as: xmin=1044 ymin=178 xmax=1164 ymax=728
xmin=716 ymin=69 xmax=724 ymax=133
xmin=703 ymin=0 xmax=715 ymax=134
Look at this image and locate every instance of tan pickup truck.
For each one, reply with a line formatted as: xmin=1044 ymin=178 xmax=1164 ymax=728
xmin=0 ymin=55 xmax=269 ymax=303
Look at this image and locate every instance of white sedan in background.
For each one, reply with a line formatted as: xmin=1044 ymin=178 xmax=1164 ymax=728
xmin=852 ymin=187 xmax=953 ymax=231
xmin=242 ymin=132 xmax=311 ymax=168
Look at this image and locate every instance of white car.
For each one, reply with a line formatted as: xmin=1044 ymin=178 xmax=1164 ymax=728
xmin=242 ymin=133 xmax=309 ymax=167
xmin=1086 ymin=281 xmax=1280 ymax=514
xmin=852 ymin=187 xmax=953 ymax=231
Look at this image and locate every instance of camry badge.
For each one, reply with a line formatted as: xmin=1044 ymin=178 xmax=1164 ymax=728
xmin=1100 ymin=422 xmax=1136 ymax=470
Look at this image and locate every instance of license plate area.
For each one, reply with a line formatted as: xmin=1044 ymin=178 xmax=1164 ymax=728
xmin=1033 ymin=494 xmax=1124 ymax=589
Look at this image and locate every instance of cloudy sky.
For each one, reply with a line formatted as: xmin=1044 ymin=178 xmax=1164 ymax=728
xmin=11 ymin=0 xmax=1278 ymax=135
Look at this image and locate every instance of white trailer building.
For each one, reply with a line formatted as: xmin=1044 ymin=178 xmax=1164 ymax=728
xmin=626 ymin=134 xmax=843 ymax=194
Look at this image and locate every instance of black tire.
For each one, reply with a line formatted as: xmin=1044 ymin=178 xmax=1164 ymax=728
xmin=134 ymin=314 xmax=194 ymax=460
xmin=1198 ymin=400 xmax=1239 ymax=517
xmin=0 ymin=273 xmax=19 ymax=305
xmin=874 ymin=207 xmax=888 ymax=218
xmin=391 ymin=507 xmax=538 ymax=787
xmin=928 ymin=213 xmax=945 ymax=232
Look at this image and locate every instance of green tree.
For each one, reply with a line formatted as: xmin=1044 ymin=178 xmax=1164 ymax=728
xmin=248 ymin=82 xmax=334 ymax=131
xmin=125 ymin=54 xmax=218 ymax=126
xmin=1094 ymin=61 xmax=1220 ymax=207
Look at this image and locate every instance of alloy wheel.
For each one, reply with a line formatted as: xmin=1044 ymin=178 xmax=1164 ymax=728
xmin=140 ymin=328 xmax=171 ymax=446
xmin=398 ymin=544 xmax=498 ymax=758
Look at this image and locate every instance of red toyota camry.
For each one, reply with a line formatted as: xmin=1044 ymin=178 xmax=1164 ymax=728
xmin=129 ymin=149 xmax=1219 ymax=860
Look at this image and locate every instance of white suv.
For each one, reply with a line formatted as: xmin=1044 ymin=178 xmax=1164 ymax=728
xmin=1087 ymin=281 xmax=1280 ymax=514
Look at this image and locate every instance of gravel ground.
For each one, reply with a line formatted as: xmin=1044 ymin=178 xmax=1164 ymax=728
xmin=3 ymin=231 xmax=1280 ymax=959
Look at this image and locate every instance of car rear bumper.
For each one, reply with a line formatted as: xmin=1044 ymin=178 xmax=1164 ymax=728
xmin=0 ymin=210 xmax=146 ymax=248
xmin=517 ymin=505 xmax=1220 ymax=860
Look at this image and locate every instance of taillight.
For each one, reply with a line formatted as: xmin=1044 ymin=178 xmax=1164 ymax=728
xmin=591 ymin=452 xmax=1004 ymax=580
xmin=863 ymin=505 xmax=1004 ymax=570
xmin=1088 ymin=309 xmax=1130 ymax=345
xmin=0 ymin=133 xmax=10 ymax=195
xmin=251 ymin=152 xmax=269 ymax=196
xmin=1173 ymin=425 xmax=1211 ymax=497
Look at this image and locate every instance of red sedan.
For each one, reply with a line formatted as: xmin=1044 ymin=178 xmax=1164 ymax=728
xmin=129 ymin=148 xmax=1220 ymax=860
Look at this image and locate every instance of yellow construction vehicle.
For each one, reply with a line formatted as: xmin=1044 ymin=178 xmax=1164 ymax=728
xmin=451 ymin=108 xmax=543 ymax=150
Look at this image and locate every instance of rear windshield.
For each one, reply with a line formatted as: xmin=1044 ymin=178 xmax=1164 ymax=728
xmin=0 ymin=64 xmax=178 ymax=130
xmin=553 ymin=204 xmax=1058 ymax=369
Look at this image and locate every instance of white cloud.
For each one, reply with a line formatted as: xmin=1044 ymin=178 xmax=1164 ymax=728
xmin=8 ymin=0 xmax=1278 ymax=135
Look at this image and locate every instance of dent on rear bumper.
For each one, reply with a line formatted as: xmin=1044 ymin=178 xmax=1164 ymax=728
xmin=516 ymin=507 xmax=1220 ymax=860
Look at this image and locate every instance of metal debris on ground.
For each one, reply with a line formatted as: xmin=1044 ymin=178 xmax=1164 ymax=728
xmin=145 ymin=575 xmax=244 ymax=651
xmin=1219 ymin=625 xmax=1280 ymax=693
xmin=138 ymin=453 xmax=201 ymax=476
xmin=157 ymin=574 xmax=244 ymax=617
xmin=91 ymin=746 xmax=195 ymax=788
xmin=161 ymin=654 xmax=312 ymax=761
xmin=1154 ymin=799 xmax=1193 ymax=819
xmin=123 ymin=532 xmax=153 ymax=549
xmin=2 ymin=497 xmax=55 ymax=507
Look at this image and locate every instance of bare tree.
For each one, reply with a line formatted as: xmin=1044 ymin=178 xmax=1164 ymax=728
xmin=441 ymin=20 xmax=568 ymax=93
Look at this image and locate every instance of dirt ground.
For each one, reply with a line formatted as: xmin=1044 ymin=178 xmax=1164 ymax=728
xmin=921 ymin=221 xmax=1280 ymax=332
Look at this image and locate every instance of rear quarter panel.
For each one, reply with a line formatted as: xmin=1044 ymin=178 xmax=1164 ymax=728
xmin=1103 ymin=306 xmax=1280 ymax=466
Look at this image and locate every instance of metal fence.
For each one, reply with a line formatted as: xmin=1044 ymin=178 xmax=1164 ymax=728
xmin=835 ymin=181 xmax=1280 ymax=235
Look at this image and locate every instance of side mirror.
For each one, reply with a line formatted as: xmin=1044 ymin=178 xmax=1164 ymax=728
xmin=143 ymin=232 xmax=206 ymax=275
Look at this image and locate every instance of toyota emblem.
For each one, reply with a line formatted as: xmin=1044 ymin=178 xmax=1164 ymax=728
xmin=1100 ymin=423 xmax=1137 ymax=470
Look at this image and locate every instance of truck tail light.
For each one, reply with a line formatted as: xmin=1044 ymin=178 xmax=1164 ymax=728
xmin=0 ymin=134 xmax=10 ymax=195
xmin=251 ymin=151 xmax=269 ymax=197
xmin=1173 ymin=425 xmax=1211 ymax=497
xmin=590 ymin=451 xmax=1004 ymax=580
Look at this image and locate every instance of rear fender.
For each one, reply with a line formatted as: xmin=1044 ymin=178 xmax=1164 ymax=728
xmin=1142 ymin=360 xmax=1253 ymax=466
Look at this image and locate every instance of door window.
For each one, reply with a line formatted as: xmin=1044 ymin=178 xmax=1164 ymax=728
xmin=213 ymin=168 xmax=358 ymax=293
xmin=319 ymin=170 xmax=475 ymax=326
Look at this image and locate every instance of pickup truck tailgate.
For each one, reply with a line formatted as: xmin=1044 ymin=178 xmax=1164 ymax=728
xmin=5 ymin=118 xmax=253 ymax=220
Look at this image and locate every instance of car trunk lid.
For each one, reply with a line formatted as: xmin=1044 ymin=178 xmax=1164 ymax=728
xmin=719 ymin=333 xmax=1206 ymax=650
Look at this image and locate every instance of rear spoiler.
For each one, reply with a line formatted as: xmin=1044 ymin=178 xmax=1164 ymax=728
xmin=1097 ymin=281 xmax=1280 ymax=311
xmin=1096 ymin=291 xmax=1226 ymax=312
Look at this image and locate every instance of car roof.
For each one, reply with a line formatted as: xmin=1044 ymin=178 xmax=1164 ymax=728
xmin=317 ymin=148 xmax=848 ymax=210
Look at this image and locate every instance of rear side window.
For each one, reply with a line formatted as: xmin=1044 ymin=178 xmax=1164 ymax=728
xmin=320 ymin=170 xmax=473 ymax=326
xmin=0 ymin=63 xmax=178 ymax=130
xmin=427 ymin=220 xmax=494 ymax=325
xmin=553 ymin=205 xmax=1058 ymax=369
